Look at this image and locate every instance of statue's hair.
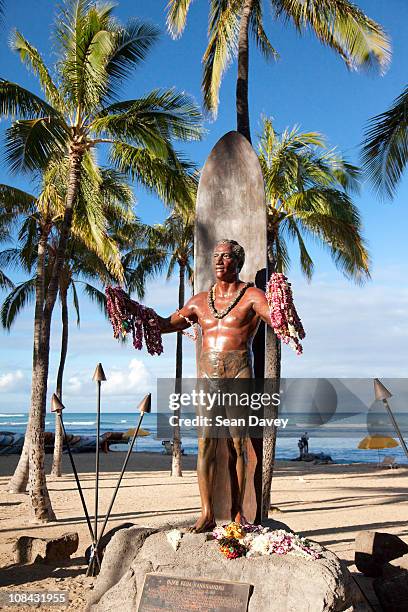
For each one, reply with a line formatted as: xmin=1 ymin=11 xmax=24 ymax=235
xmin=215 ymin=239 xmax=245 ymax=272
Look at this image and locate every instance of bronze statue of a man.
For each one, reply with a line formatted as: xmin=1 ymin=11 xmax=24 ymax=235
xmin=158 ymin=239 xmax=273 ymax=532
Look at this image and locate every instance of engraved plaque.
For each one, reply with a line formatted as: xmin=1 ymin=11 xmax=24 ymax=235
xmin=138 ymin=573 xmax=251 ymax=612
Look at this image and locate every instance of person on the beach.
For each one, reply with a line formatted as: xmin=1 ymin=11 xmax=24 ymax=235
xmin=302 ymin=432 xmax=309 ymax=454
xmin=156 ymin=239 xmax=274 ymax=533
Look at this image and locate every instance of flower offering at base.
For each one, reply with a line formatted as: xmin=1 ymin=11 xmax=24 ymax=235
xmin=213 ymin=522 xmax=321 ymax=560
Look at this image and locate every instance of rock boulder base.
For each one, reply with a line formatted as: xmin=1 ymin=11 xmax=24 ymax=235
xmin=355 ymin=530 xmax=408 ymax=577
xmin=88 ymin=527 xmax=361 ymax=612
xmin=13 ymin=532 xmax=79 ymax=565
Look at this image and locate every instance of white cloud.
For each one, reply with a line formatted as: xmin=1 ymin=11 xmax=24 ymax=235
xmin=0 ymin=370 xmax=24 ymax=391
xmin=64 ymin=359 xmax=151 ymax=400
xmin=104 ymin=359 xmax=151 ymax=395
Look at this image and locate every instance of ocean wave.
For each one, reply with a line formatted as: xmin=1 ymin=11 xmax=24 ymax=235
xmin=1 ymin=421 xmax=29 ymax=426
xmin=64 ymin=421 xmax=96 ymax=426
xmin=120 ymin=420 xmax=127 ymax=423
xmin=0 ymin=414 xmax=25 ymax=417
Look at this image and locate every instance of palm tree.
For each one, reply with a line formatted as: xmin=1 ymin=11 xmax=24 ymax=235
xmin=0 ymin=1 xmax=202 ymax=521
xmin=257 ymin=116 xmax=370 ymax=515
xmin=0 ymin=167 xmax=134 ymax=492
xmin=362 ymin=86 xmax=408 ymax=199
xmin=1 ymin=240 xmax=122 ymax=477
xmin=124 ymin=211 xmax=194 ymax=477
xmin=167 ymin=0 xmax=390 ymax=142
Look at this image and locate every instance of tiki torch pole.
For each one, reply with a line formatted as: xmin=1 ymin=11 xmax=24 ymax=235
xmin=50 ymin=394 xmax=94 ymax=542
xmin=374 ymin=378 xmax=408 ymax=461
xmin=87 ymin=363 xmax=107 ymax=577
xmin=95 ymin=394 xmax=151 ymax=552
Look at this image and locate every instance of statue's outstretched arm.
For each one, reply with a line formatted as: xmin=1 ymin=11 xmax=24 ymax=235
xmin=158 ymin=295 xmax=199 ymax=334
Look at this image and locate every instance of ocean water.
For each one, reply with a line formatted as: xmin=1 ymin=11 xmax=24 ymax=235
xmin=1 ymin=412 xmax=407 ymax=464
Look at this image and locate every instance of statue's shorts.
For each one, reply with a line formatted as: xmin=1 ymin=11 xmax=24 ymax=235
xmin=196 ymin=349 xmax=253 ymax=439
xmin=199 ymin=349 xmax=253 ymax=379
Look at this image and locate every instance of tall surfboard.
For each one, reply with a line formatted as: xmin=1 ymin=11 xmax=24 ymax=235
xmin=194 ymin=131 xmax=267 ymax=522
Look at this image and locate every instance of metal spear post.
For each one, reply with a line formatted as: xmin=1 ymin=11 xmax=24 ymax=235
xmin=374 ymin=378 xmax=408 ymax=461
xmin=95 ymin=394 xmax=151 ymax=554
xmin=87 ymin=363 xmax=107 ymax=577
xmin=50 ymin=394 xmax=95 ymax=543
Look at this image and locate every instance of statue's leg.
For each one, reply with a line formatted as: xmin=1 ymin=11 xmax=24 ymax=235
xmin=228 ymin=436 xmax=248 ymax=524
xmin=189 ymin=437 xmax=218 ymax=533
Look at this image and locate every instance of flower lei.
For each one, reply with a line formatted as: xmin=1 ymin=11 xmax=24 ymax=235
xmin=208 ymin=282 xmax=253 ymax=319
xmin=213 ymin=522 xmax=320 ymax=560
xmin=265 ymin=273 xmax=305 ymax=355
xmin=176 ymin=309 xmax=198 ymax=341
xmin=105 ymin=286 xmax=163 ymax=356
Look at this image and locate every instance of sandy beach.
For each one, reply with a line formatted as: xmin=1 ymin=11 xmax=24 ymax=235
xmin=1 ymin=453 xmax=407 ymax=610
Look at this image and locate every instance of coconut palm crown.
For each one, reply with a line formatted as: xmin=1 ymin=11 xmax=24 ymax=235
xmin=258 ymin=117 xmax=370 ymax=283
xmin=167 ymin=0 xmax=391 ymax=141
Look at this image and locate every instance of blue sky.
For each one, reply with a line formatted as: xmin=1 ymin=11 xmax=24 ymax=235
xmin=1 ymin=0 xmax=407 ymax=413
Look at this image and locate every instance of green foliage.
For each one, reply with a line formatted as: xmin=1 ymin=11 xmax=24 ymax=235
xmin=0 ymin=159 xmax=135 ymax=328
xmin=362 ymin=86 xmax=408 ymax=199
xmin=123 ymin=209 xmax=194 ymax=298
xmin=257 ymin=117 xmax=370 ymax=283
xmin=0 ymin=1 xmax=202 ymax=199
xmin=166 ymin=0 xmax=390 ymax=117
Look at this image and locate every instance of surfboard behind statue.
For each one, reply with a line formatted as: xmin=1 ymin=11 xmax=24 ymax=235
xmin=194 ymin=131 xmax=267 ymax=522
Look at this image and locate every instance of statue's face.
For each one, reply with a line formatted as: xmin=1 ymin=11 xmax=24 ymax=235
xmin=212 ymin=243 xmax=238 ymax=280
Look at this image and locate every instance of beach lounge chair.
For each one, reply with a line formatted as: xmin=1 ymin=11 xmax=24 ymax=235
xmin=378 ymin=455 xmax=399 ymax=469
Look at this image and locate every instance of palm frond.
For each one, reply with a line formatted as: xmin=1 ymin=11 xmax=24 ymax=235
xmin=258 ymin=115 xmax=370 ymax=283
xmin=93 ymin=89 xmax=203 ymax=152
xmin=110 ymin=142 xmax=196 ymax=207
xmin=269 ymin=233 xmax=290 ymax=273
xmin=0 ymin=184 xmax=36 ymax=220
xmin=250 ymin=0 xmax=279 ymax=61
xmin=0 ymin=269 xmax=14 ymax=290
xmin=71 ymin=280 xmax=81 ymax=326
xmin=81 ymin=281 xmax=108 ymax=314
xmin=4 ymin=117 xmax=69 ymax=174
xmin=105 ymin=19 xmax=160 ymax=99
xmin=0 ymin=79 xmax=60 ymax=119
xmin=1 ymin=278 xmax=36 ymax=329
xmin=57 ymin=0 xmax=116 ymax=113
xmin=11 ymin=31 xmax=64 ymax=111
xmin=166 ymin=0 xmax=194 ymax=38
xmin=282 ymin=216 xmax=314 ymax=279
xmin=69 ymin=152 xmax=124 ymax=280
xmin=272 ymin=0 xmax=391 ymax=74
xmin=362 ymin=86 xmax=408 ymax=198
xmin=202 ymin=0 xmax=242 ymax=116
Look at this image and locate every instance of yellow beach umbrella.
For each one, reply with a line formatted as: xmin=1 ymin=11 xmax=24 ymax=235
xmin=358 ymin=435 xmax=399 ymax=450
xmin=358 ymin=435 xmax=399 ymax=463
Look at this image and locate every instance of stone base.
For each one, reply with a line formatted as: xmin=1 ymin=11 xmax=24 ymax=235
xmin=87 ymin=526 xmax=361 ymax=612
xmin=13 ymin=533 xmax=79 ymax=565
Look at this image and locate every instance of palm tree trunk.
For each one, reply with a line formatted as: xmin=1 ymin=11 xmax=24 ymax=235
xmin=51 ymin=286 xmax=69 ymax=477
xmin=236 ymin=0 xmax=254 ymax=142
xmin=18 ymin=145 xmax=83 ymax=521
xmin=171 ymin=262 xmax=185 ymax=477
xmin=8 ymin=224 xmax=50 ymax=494
xmin=262 ymin=245 xmax=281 ymax=518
